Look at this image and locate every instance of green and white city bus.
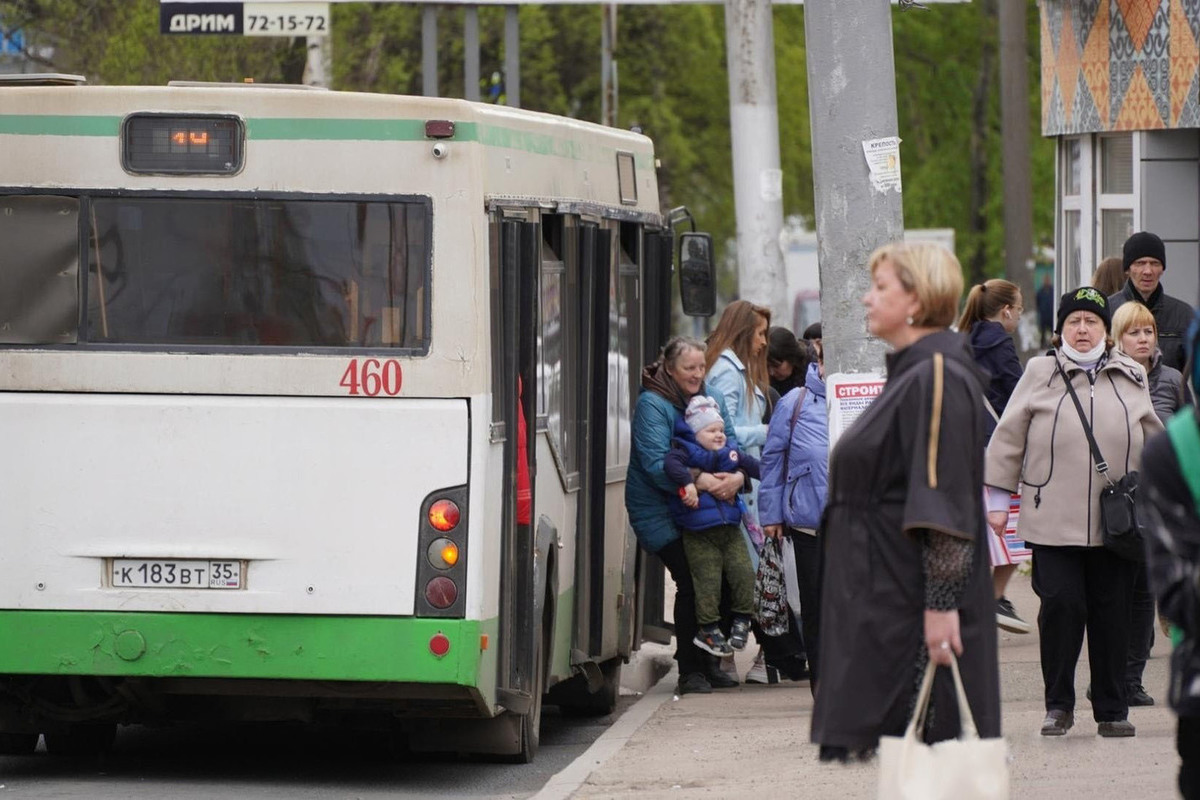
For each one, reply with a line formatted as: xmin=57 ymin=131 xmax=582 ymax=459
xmin=0 ymin=75 xmax=706 ymax=762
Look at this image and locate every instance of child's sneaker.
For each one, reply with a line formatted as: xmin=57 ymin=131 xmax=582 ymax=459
xmin=729 ymin=617 xmax=751 ymax=650
xmin=693 ymin=624 xmax=733 ymax=656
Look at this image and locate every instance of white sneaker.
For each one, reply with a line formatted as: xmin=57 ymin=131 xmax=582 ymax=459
xmin=745 ymin=652 xmax=779 ymax=685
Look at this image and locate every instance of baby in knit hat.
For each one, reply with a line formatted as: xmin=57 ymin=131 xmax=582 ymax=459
xmin=662 ymin=395 xmax=760 ymax=658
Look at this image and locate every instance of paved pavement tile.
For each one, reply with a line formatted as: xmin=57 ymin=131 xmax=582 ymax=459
xmin=576 ymin=574 xmax=1180 ymax=799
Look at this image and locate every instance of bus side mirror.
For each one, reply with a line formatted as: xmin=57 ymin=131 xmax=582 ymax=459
xmin=678 ymin=232 xmax=716 ymax=317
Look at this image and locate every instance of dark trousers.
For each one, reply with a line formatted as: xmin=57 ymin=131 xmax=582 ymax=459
xmin=1181 ymin=716 xmax=1200 ymax=800
xmin=1031 ymin=544 xmax=1136 ymax=721
xmin=657 ymin=537 xmax=707 ymax=677
xmin=1126 ymin=563 xmax=1156 ymax=688
xmin=789 ymin=529 xmax=822 ymax=685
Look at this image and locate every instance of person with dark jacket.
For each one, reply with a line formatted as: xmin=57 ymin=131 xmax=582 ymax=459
xmin=813 ymin=242 xmax=1001 ymax=760
xmin=1109 ymin=231 xmax=1194 ymax=371
xmin=626 ymin=336 xmax=746 ymax=694
xmin=663 ymin=395 xmax=761 ymax=657
xmin=1112 ymin=300 xmax=1188 ymax=708
xmin=1139 ymin=310 xmax=1200 ymax=798
xmin=957 ymin=278 xmax=1031 ymax=635
xmin=767 ymin=326 xmax=810 ymax=397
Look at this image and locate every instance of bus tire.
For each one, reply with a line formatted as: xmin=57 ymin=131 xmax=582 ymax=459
xmin=43 ymin=723 xmax=116 ymax=757
xmin=502 ymin=617 xmax=546 ymax=764
xmin=0 ymin=732 xmax=38 ymax=755
xmin=555 ymin=656 xmax=621 ymax=718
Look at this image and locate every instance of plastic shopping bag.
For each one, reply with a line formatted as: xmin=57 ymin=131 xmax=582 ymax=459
xmin=754 ymin=537 xmax=789 ymax=637
xmin=780 ymin=534 xmax=802 ymax=616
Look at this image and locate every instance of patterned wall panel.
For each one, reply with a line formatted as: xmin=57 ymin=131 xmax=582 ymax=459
xmin=1042 ymin=0 xmax=1200 ymax=134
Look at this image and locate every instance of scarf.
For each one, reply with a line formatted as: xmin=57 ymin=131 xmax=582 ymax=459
xmin=1060 ymin=339 xmax=1107 ymax=371
xmin=641 ymin=360 xmax=692 ymax=411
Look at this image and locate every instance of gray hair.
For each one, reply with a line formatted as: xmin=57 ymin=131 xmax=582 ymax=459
xmin=661 ymin=336 xmax=706 ymax=370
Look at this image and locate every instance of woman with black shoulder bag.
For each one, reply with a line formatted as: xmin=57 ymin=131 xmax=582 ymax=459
xmin=985 ymin=287 xmax=1163 ymax=738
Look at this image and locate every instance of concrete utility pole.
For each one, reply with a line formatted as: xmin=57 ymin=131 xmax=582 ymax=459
xmin=601 ymin=4 xmax=617 ymax=125
xmin=505 ymin=5 xmax=520 ymax=107
xmin=724 ymin=0 xmax=787 ymax=328
xmin=999 ymin=0 xmax=1039 ymax=357
xmin=303 ymin=36 xmax=331 ymax=87
xmin=422 ymin=5 xmax=438 ymax=97
xmin=464 ymin=5 xmax=481 ymax=101
xmin=804 ymin=0 xmax=904 ymax=377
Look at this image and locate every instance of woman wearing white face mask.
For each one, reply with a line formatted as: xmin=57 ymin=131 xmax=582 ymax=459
xmin=985 ymin=287 xmax=1163 ymax=738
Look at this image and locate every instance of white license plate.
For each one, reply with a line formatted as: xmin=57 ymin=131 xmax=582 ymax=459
xmin=110 ymin=559 xmax=243 ymax=589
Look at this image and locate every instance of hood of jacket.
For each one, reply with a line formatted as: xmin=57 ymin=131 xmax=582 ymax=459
xmin=968 ymin=319 xmax=1012 ymax=354
xmin=640 ymin=361 xmax=690 ymax=411
xmin=804 ymin=361 xmax=826 ymax=398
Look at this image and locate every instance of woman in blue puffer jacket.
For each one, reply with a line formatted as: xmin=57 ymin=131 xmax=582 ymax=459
xmin=759 ymin=354 xmax=828 ymax=689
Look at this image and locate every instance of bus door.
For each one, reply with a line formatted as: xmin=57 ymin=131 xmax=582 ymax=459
xmin=497 ymin=218 xmax=540 ymax=711
xmin=636 ymin=231 xmax=675 ymax=646
xmin=574 ymin=223 xmax=614 ymax=660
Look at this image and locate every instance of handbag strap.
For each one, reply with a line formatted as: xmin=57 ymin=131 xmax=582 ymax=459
xmin=906 ymin=653 xmax=981 ymax=742
xmin=1054 ymin=358 xmax=1112 ymax=481
xmin=782 ymin=387 xmax=809 ymax=484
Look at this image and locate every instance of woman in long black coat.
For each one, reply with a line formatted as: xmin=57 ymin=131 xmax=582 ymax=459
xmin=811 ymin=242 xmax=1001 ymax=758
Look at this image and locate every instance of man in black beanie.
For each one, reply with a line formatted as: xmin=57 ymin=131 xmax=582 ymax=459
xmin=1109 ymin=230 xmax=1194 ymax=370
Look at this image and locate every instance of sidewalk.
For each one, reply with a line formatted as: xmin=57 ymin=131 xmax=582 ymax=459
xmin=573 ymin=573 xmax=1179 ymax=799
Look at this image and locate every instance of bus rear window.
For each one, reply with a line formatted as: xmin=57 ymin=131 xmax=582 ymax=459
xmin=86 ymin=197 xmax=430 ymax=351
xmin=0 ymin=195 xmax=80 ymax=345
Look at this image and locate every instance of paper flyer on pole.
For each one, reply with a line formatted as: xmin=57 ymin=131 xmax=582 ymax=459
xmin=826 ymin=372 xmax=886 ymax=449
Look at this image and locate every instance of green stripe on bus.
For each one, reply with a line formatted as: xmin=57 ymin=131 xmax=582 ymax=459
xmin=247 ymin=117 xmax=430 ymax=141
xmin=0 ymin=114 xmax=119 ymax=136
xmin=0 ymin=610 xmax=494 ymax=684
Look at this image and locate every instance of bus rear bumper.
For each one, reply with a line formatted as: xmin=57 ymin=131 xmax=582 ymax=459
xmin=0 ymin=610 xmax=495 ymax=689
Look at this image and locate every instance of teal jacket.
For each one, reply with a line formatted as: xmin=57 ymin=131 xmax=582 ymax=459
xmin=626 ymin=383 xmax=738 ymax=553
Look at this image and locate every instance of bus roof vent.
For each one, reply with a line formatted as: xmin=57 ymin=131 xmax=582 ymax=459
xmin=0 ymin=73 xmax=87 ymax=86
xmin=167 ymin=81 xmax=329 ymax=91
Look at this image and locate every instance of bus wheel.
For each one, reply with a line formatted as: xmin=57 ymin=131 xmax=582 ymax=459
xmin=556 ymin=657 xmax=621 ymax=718
xmin=43 ymin=723 xmax=116 ymax=757
xmin=506 ymin=626 xmax=545 ymax=764
xmin=0 ymin=732 xmax=38 ymax=755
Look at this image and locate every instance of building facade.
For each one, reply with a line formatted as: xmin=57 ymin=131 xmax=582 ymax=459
xmin=1041 ymin=0 xmax=1200 ymax=306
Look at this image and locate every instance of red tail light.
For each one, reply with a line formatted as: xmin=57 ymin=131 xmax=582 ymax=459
xmin=429 ymin=632 xmax=451 ymax=658
xmin=425 ymin=576 xmax=458 ymax=609
xmin=428 ymin=500 xmax=460 ymax=532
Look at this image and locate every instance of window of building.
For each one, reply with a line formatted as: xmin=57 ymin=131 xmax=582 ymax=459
xmin=1057 ymin=133 xmax=1137 ymax=289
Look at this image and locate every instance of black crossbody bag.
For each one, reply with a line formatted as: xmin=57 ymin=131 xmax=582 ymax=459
xmin=1055 ymin=359 xmax=1144 ymax=561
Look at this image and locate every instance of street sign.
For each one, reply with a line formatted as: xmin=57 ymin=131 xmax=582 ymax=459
xmin=0 ymin=26 xmax=24 ymax=56
xmin=160 ymin=2 xmax=330 ymax=36
xmin=160 ymin=0 xmax=964 ymax=13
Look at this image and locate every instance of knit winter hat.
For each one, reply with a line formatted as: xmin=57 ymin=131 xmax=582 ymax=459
xmin=1056 ymin=286 xmax=1111 ymax=334
xmin=1122 ymin=231 xmax=1166 ymax=272
xmin=684 ymin=395 xmax=723 ymax=433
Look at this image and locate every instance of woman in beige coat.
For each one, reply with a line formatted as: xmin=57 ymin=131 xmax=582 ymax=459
xmin=985 ymin=287 xmax=1162 ymax=739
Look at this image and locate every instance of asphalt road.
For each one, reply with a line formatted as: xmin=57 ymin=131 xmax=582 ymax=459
xmin=0 ymin=696 xmax=637 ymax=799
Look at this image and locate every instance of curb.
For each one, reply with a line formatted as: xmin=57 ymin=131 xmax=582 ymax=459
xmin=531 ymin=665 xmax=678 ymax=800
